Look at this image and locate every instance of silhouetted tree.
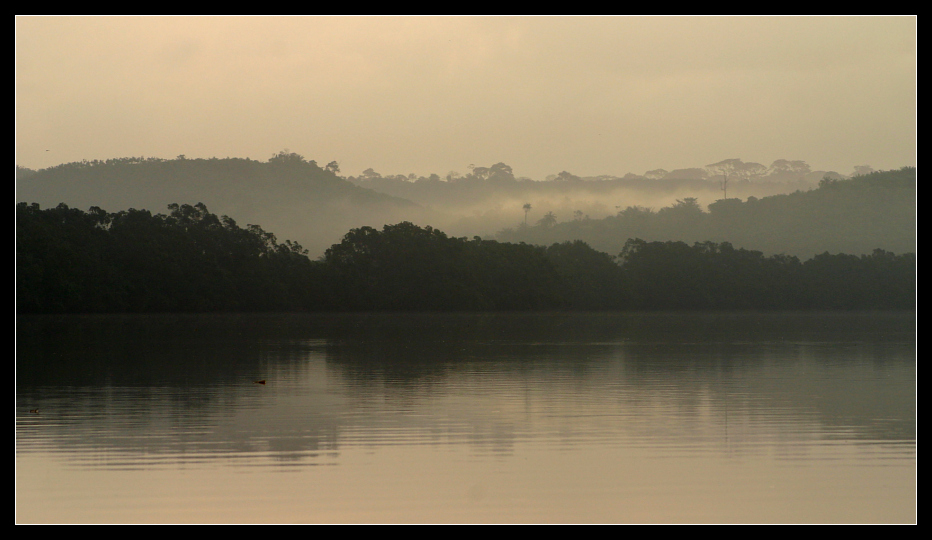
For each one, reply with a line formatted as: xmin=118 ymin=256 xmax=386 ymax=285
xmin=706 ymin=159 xmax=744 ymax=199
xmin=769 ymin=159 xmax=811 ymax=177
xmin=537 ymin=211 xmax=557 ymax=228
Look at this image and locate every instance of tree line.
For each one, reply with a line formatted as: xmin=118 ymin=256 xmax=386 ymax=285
xmin=17 ymin=202 xmax=915 ymax=313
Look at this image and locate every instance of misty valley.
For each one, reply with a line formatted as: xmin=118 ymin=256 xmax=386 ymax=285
xmin=16 ymin=153 xmax=915 ymax=261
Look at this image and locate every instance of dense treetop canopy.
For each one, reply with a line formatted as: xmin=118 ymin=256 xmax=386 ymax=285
xmin=17 ymin=201 xmax=914 ymax=313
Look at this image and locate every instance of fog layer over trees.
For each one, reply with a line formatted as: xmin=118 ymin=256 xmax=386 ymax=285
xmin=17 ymin=153 xmax=908 ymax=260
xmin=499 ymin=167 xmax=916 ymax=259
xmin=345 ymin=158 xmax=856 ymax=245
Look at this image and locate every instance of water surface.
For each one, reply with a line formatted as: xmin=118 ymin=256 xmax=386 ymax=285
xmin=16 ymin=312 xmax=916 ymax=523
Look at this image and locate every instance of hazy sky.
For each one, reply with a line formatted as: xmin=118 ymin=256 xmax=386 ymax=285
xmin=15 ymin=16 xmax=916 ymax=180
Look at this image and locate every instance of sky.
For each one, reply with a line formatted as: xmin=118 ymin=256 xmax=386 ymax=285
xmin=15 ymin=16 xmax=916 ymax=181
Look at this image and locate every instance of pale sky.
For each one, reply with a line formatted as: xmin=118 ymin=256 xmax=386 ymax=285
xmin=15 ymin=16 xmax=916 ymax=180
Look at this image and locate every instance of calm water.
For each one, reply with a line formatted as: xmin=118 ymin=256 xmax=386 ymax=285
xmin=16 ymin=312 xmax=916 ymax=523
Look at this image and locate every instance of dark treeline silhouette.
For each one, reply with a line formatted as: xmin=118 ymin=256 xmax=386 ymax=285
xmin=618 ymin=239 xmax=914 ymax=310
xmin=17 ymin=202 xmax=322 ymax=313
xmin=498 ymin=167 xmax=916 ymax=259
xmin=17 ymin=202 xmax=915 ymax=314
xmin=324 ymin=222 xmax=563 ymax=311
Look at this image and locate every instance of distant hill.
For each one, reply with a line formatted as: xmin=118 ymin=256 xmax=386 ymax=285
xmin=497 ymin=167 xmax=916 ymax=259
xmin=345 ymin=161 xmax=833 ymax=240
xmin=16 ymin=153 xmax=426 ymax=257
xmin=16 ymin=155 xmax=915 ymax=259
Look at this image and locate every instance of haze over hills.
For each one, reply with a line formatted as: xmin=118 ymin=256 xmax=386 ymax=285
xmin=15 ymin=153 xmax=914 ymax=260
xmin=497 ymin=167 xmax=916 ymax=259
xmin=15 ymin=152 xmax=430 ymax=257
xmin=345 ymin=158 xmax=860 ymax=243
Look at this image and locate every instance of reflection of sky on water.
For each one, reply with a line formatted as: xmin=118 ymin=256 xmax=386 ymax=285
xmin=16 ymin=313 xmax=915 ymax=466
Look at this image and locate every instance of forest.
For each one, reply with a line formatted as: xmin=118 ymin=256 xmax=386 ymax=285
xmin=17 ymin=201 xmax=915 ymax=313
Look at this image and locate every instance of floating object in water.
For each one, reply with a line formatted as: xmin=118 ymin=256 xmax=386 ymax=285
xmin=254 ymin=380 xmax=266 ymax=385
xmin=29 ymin=409 xmax=39 ymax=414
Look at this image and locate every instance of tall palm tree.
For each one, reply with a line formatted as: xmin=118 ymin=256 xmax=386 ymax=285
xmin=522 ymin=203 xmax=532 ymax=224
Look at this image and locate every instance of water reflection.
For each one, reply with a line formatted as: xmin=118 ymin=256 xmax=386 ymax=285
xmin=16 ymin=312 xmax=916 ymax=523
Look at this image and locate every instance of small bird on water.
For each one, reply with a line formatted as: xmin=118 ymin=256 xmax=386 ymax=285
xmin=254 ymin=380 xmax=266 ymax=385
